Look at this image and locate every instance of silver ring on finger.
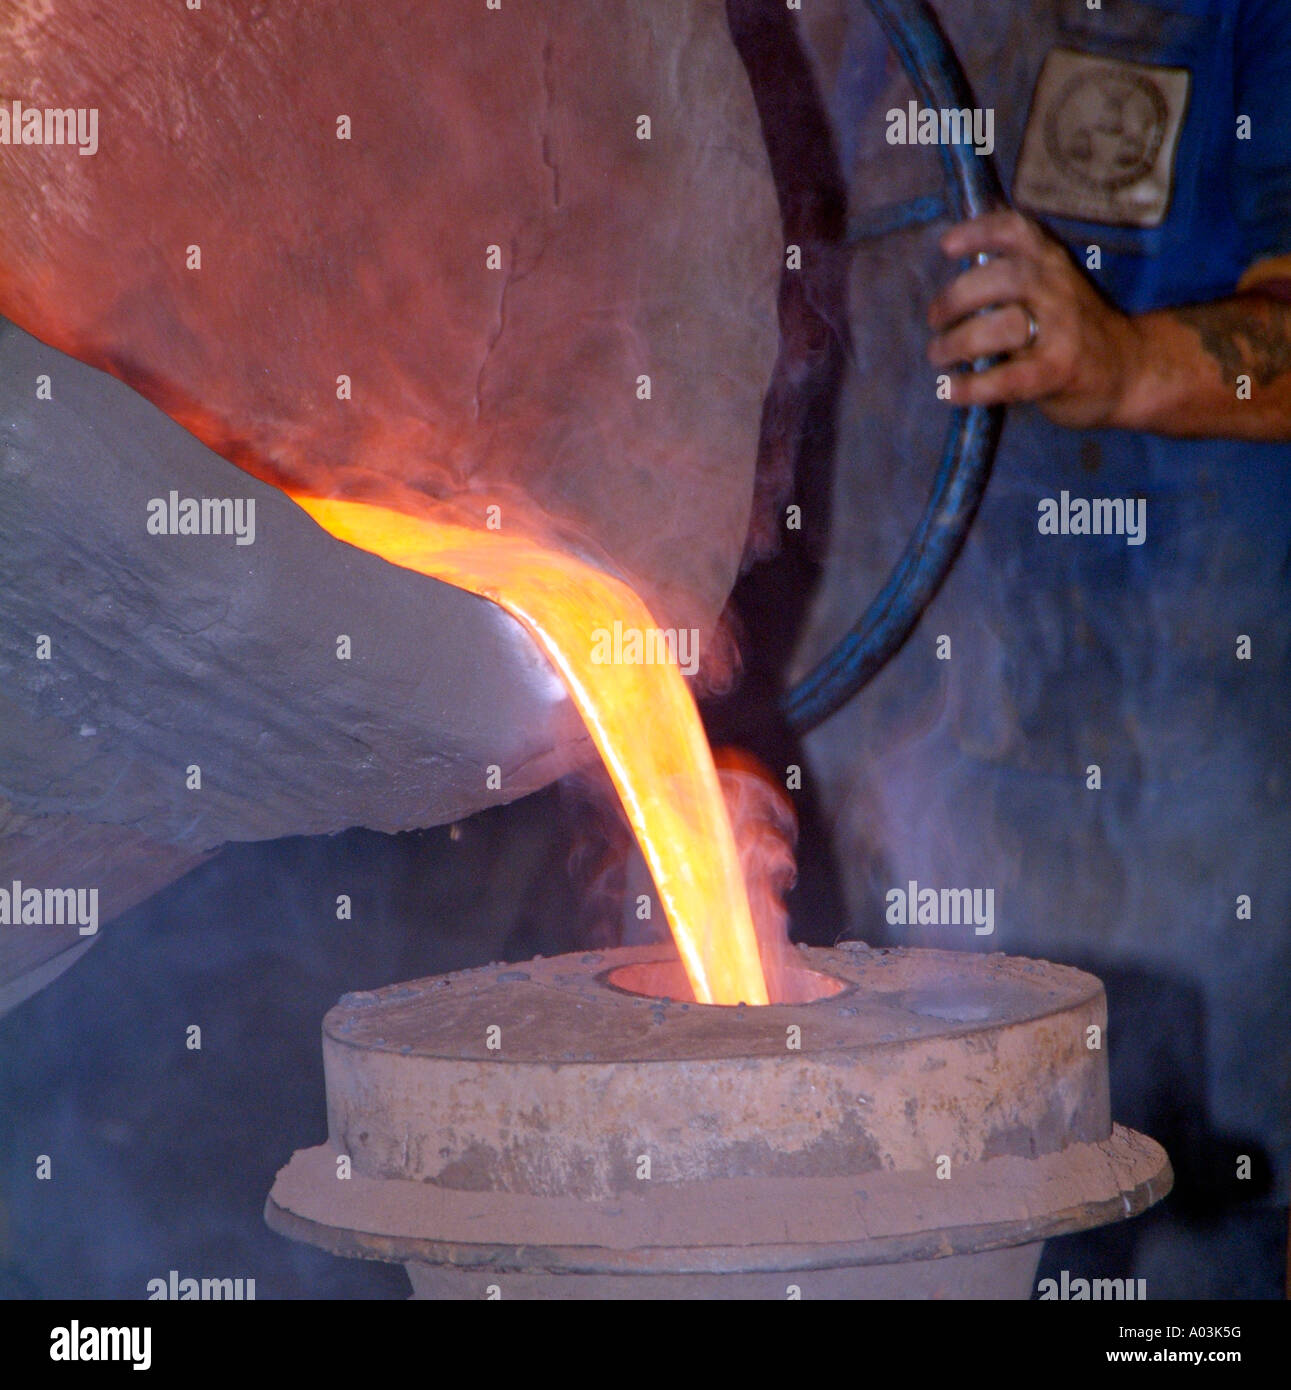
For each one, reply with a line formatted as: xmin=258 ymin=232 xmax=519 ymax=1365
xmin=1021 ymin=304 xmax=1040 ymax=351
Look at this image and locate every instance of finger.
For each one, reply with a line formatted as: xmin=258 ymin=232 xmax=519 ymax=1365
xmin=928 ymin=304 xmax=1035 ymax=368
xmin=940 ymin=209 xmax=1045 ymax=262
xmin=928 ymin=258 xmax=1029 ymax=330
xmin=941 ymin=356 xmax=1051 ymax=408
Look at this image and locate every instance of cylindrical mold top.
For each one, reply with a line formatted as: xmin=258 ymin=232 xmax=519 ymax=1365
xmin=321 ymin=945 xmax=1109 ymax=1200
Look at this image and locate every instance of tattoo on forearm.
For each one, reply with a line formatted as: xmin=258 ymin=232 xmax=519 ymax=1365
xmin=1171 ymin=296 xmax=1291 ymax=388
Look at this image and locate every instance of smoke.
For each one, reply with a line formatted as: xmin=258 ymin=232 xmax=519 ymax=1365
xmin=561 ymin=747 xmax=800 ymax=1003
xmin=713 ymin=747 xmax=797 ymax=1003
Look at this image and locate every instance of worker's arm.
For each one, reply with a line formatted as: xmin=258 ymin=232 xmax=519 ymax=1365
xmin=927 ymin=210 xmax=1291 ymax=441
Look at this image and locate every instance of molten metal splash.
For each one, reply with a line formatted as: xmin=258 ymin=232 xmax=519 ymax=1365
xmin=290 ymin=493 xmax=770 ymax=1006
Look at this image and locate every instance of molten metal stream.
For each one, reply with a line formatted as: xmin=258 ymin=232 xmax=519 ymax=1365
xmin=291 ymin=494 xmax=770 ymax=1005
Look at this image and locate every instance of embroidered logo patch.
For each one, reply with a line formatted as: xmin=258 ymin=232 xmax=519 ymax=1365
xmin=1014 ymin=48 xmax=1191 ymax=228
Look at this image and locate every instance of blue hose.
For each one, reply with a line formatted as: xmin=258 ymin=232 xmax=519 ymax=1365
xmin=782 ymin=0 xmax=1006 ymax=733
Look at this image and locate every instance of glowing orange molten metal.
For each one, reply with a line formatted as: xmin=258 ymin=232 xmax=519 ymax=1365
xmin=290 ymin=494 xmax=770 ymax=1006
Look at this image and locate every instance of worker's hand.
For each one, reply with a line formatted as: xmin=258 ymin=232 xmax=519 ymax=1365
xmin=927 ymin=210 xmax=1143 ymax=429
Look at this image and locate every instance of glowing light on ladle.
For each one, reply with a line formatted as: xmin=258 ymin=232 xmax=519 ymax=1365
xmin=290 ymin=494 xmax=769 ymax=1006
